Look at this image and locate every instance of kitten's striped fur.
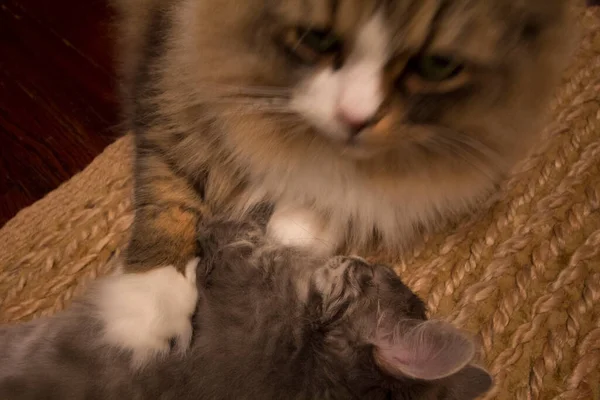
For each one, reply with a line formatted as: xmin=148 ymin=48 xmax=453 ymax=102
xmin=0 ymin=220 xmax=492 ymax=399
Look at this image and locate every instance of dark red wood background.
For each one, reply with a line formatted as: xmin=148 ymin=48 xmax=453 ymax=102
xmin=0 ymin=0 xmax=599 ymax=228
xmin=0 ymin=0 xmax=119 ymax=228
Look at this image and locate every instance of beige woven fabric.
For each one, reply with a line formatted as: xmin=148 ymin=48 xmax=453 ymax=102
xmin=1 ymin=7 xmax=599 ymax=400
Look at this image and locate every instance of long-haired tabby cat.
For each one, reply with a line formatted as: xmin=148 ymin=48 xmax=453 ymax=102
xmin=103 ymin=0 xmax=576 ymax=365
xmin=0 ymin=220 xmax=492 ymax=399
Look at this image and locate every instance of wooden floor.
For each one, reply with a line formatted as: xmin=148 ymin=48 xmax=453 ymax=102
xmin=0 ymin=0 xmax=119 ymax=227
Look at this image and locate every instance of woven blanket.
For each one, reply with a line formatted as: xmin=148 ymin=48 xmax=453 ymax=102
xmin=1 ymin=7 xmax=599 ymax=400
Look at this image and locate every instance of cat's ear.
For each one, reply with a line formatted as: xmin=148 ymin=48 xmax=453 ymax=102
xmin=436 ymin=364 xmax=493 ymax=400
xmin=372 ymin=319 xmax=476 ymax=381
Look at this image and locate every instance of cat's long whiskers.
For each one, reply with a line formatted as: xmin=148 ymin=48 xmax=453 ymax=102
xmin=175 ymin=96 xmax=295 ymax=114
xmin=186 ymin=83 xmax=293 ymax=97
xmin=423 ymin=131 xmax=503 ymax=180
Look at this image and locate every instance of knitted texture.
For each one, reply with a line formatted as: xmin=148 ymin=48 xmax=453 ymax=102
xmin=0 ymin=7 xmax=599 ymax=400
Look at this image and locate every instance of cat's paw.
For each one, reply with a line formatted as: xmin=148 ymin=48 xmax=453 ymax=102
xmin=94 ymin=258 xmax=199 ymax=369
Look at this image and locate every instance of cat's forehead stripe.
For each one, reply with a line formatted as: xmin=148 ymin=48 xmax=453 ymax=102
xmin=336 ymin=12 xmax=387 ymax=123
xmin=275 ymin=0 xmax=382 ymax=31
xmin=349 ymin=11 xmax=388 ymax=62
xmin=274 ymin=0 xmax=506 ymax=64
xmin=387 ymin=0 xmax=441 ymax=53
xmin=275 ymin=0 xmax=339 ymax=28
xmin=430 ymin=3 xmax=515 ymax=64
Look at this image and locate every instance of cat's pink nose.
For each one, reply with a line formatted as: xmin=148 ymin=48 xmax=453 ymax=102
xmin=336 ymin=109 xmax=370 ymax=136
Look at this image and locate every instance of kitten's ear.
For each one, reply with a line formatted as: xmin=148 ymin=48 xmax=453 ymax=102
xmin=437 ymin=364 xmax=493 ymax=400
xmin=372 ymin=319 xmax=475 ymax=381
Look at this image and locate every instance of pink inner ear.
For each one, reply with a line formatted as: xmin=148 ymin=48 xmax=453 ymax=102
xmin=373 ymin=320 xmax=475 ymax=381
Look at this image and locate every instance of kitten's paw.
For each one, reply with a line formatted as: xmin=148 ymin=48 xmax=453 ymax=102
xmin=95 ymin=258 xmax=199 ymax=369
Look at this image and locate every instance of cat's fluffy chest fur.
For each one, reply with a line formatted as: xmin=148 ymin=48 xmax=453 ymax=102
xmin=240 ymin=146 xmax=497 ymax=255
xmin=154 ymin=0 xmax=572 ymax=257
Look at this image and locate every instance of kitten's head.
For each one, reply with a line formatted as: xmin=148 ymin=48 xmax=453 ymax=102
xmin=173 ymin=0 xmax=574 ymax=166
xmin=195 ymin=221 xmax=492 ymax=399
xmin=302 ymin=256 xmax=492 ymax=399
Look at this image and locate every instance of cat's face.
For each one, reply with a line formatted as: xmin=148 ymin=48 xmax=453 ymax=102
xmin=177 ymin=0 xmax=573 ymax=163
xmin=304 ymin=256 xmax=492 ymax=399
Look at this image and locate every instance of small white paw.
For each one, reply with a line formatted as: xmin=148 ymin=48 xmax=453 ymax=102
xmin=94 ymin=258 xmax=199 ymax=369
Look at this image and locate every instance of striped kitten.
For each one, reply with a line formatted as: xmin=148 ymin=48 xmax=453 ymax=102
xmin=106 ymin=0 xmax=576 ymax=365
xmin=0 ymin=220 xmax=492 ymax=400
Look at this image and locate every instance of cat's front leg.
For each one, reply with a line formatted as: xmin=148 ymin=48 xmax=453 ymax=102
xmin=267 ymin=204 xmax=342 ymax=257
xmin=96 ymin=150 xmax=206 ymax=369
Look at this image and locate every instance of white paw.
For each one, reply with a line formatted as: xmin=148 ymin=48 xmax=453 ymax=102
xmin=94 ymin=258 xmax=199 ymax=369
xmin=267 ymin=205 xmax=340 ymax=256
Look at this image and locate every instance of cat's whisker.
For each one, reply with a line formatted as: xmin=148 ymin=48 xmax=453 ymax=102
xmin=232 ymin=108 xmax=301 ymax=119
xmin=179 ymin=97 xmax=294 ymax=113
xmin=168 ymin=102 xmax=302 ymax=125
xmin=375 ymin=300 xmax=385 ymax=331
xmin=192 ymin=83 xmax=293 ymax=97
xmin=422 ymin=131 xmax=503 ymax=180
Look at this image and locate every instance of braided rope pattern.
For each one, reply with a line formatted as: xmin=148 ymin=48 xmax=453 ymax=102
xmin=392 ymin=9 xmax=600 ymax=399
xmin=0 ymin=7 xmax=599 ymax=400
xmin=0 ymin=138 xmax=135 ymax=322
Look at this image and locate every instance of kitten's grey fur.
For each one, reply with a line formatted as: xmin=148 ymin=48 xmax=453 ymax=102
xmin=0 ymin=220 xmax=491 ymax=399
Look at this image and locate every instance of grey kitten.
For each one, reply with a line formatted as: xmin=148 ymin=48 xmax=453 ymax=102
xmin=0 ymin=220 xmax=491 ymax=399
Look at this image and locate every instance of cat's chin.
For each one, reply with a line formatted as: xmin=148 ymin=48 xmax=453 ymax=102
xmin=320 ymin=131 xmax=391 ymax=160
xmin=338 ymin=143 xmax=384 ymax=160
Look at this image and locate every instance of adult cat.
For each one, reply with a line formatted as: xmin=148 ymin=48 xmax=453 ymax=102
xmin=0 ymin=220 xmax=492 ymax=399
xmin=107 ymin=0 xmax=576 ymax=364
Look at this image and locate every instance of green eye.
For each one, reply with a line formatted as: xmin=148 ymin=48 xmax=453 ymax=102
xmin=299 ymin=28 xmax=341 ymax=53
xmin=415 ymin=55 xmax=464 ymax=81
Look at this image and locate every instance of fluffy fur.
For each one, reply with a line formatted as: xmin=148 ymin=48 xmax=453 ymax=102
xmin=0 ymin=220 xmax=492 ymax=399
xmin=113 ymin=0 xmax=575 ymax=265
xmin=109 ymin=0 xmax=576 ymax=363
